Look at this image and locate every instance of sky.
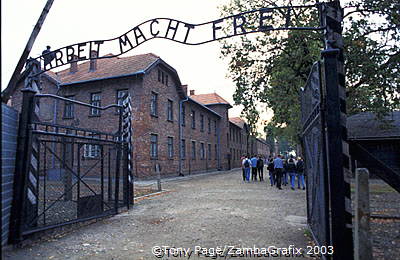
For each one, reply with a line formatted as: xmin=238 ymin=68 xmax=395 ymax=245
xmin=1 ymin=0 xmax=271 ymax=135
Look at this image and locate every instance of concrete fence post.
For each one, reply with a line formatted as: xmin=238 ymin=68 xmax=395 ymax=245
xmin=354 ymin=168 xmax=373 ymax=260
xmin=156 ymin=163 xmax=162 ymax=192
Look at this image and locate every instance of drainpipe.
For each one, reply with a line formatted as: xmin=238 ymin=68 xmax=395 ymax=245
xmin=217 ymin=121 xmax=221 ymax=170
xmin=179 ymin=97 xmax=189 ymax=176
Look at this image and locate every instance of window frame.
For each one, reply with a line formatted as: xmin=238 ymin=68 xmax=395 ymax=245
xmin=89 ymin=92 xmax=101 ymax=116
xmin=167 ymin=99 xmax=174 ymax=122
xmin=116 ymin=89 xmax=129 ymax=113
xmin=84 ymin=143 xmax=101 ymax=158
xmin=150 ymin=91 xmax=158 ymax=117
xmin=200 ymin=114 xmax=204 ymax=132
xmin=167 ymin=136 xmax=174 ymax=159
xmin=191 ymin=141 xmax=196 ymax=160
xmin=200 ymin=142 xmax=205 ymax=160
xmin=191 ymin=110 xmax=196 ymax=129
xmin=150 ymin=134 xmax=158 ymax=159
xmin=63 ymin=95 xmax=75 ymax=119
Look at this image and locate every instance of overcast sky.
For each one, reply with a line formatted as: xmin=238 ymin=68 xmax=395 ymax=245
xmin=2 ymin=0 xmax=271 ymax=131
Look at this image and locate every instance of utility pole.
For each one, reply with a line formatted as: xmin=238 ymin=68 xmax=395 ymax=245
xmin=2 ymin=0 xmax=55 ymax=101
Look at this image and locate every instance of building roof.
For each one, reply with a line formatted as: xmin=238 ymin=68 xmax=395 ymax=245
xmin=347 ymin=111 xmax=400 ymax=140
xmin=229 ymin=117 xmax=246 ymax=129
xmin=55 ymin=53 xmax=160 ymax=85
xmin=187 ymin=97 xmax=222 ymax=118
xmin=190 ymin=93 xmax=232 ymax=108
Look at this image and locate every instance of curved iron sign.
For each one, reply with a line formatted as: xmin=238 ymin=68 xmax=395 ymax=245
xmin=35 ymin=4 xmax=322 ymax=72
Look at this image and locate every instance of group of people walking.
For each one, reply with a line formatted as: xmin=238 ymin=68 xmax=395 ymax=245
xmin=241 ymin=155 xmax=265 ymax=182
xmin=241 ymin=154 xmax=305 ymax=191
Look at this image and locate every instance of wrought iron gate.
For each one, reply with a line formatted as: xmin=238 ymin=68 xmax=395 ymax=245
xmin=301 ymin=53 xmax=354 ymax=260
xmin=301 ymin=61 xmax=330 ymax=250
xmin=9 ymin=89 xmax=133 ymax=242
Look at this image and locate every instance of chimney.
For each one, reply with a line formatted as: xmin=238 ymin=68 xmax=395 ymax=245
xmin=70 ymin=55 xmax=78 ymax=73
xmin=189 ymin=90 xmax=195 ymax=96
xmin=89 ymin=50 xmax=98 ymax=71
xmin=181 ymin=85 xmax=188 ymax=96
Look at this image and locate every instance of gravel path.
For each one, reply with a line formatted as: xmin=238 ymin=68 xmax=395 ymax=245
xmin=3 ymin=169 xmax=314 ymax=260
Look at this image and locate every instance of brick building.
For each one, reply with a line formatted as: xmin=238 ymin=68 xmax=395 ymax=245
xmin=228 ymin=117 xmax=250 ymax=168
xmin=5 ymin=53 xmax=257 ymax=178
xmin=249 ymin=137 xmax=270 ymax=159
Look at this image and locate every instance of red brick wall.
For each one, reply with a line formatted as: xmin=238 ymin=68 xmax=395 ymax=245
xmin=204 ymin=104 xmax=230 ymax=170
xmin=228 ymin=122 xmax=249 ymax=168
xmin=180 ymin=100 xmax=220 ymax=175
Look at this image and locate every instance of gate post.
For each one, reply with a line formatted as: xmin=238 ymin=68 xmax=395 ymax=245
xmin=9 ymin=88 xmax=37 ymax=243
xmin=321 ymin=2 xmax=353 ymax=259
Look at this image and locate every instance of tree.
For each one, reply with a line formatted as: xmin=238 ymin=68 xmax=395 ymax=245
xmin=220 ymin=0 xmax=400 ymax=144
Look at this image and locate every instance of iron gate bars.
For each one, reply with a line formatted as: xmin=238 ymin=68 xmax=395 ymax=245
xmin=9 ymin=90 xmax=132 ymax=243
xmin=301 ymin=62 xmax=331 ymax=256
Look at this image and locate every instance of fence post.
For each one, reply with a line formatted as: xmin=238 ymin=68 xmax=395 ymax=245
xmin=321 ymin=2 xmax=353 ymax=259
xmin=9 ymin=88 xmax=37 ymax=243
xmin=354 ymin=168 xmax=373 ymax=260
xmin=156 ymin=163 xmax=162 ymax=192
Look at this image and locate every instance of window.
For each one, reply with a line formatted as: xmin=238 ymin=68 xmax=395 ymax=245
xmin=181 ymin=105 xmax=186 ymax=126
xmin=167 ymin=137 xmax=174 ymax=159
xmin=200 ymin=143 xmax=205 ymax=160
xmin=90 ymin=93 xmax=101 ymax=116
xmin=215 ymin=144 xmax=218 ymax=160
xmin=158 ymin=69 xmax=168 ymax=86
xmin=214 ymin=120 xmax=217 ymax=136
xmin=151 ymin=92 xmax=158 ymax=116
xmin=150 ymin=134 xmax=158 ymax=159
xmin=208 ymin=117 xmax=211 ymax=133
xmin=64 ymin=96 xmax=74 ymax=119
xmin=181 ymin=139 xmax=186 ymax=159
xmin=116 ymin=89 xmax=129 ymax=111
xmin=84 ymin=144 xmax=100 ymax=158
xmin=191 ymin=110 xmax=196 ymax=129
xmin=200 ymin=114 xmax=204 ymax=132
xmin=167 ymin=100 xmax=173 ymax=121
xmin=191 ymin=141 xmax=196 ymax=160
xmin=208 ymin=144 xmax=211 ymax=160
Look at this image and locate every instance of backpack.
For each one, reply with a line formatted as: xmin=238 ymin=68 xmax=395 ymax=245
xmin=267 ymin=162 xmax=274 ymax=171
xmin=244 ymin=159 xmax=250 ymax=168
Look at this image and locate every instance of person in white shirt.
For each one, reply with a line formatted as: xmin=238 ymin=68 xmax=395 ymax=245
xmin=242 ymin=155 xmax=251 ymax=182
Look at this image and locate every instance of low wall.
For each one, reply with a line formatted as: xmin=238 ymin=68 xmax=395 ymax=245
xmin=1 ymin=104 xmax=19 ymax=246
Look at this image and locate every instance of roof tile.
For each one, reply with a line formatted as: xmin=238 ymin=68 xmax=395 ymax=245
xmin=229 ymin=117 xmax=246 ymax=128
xmin=190 ymin=93 xmax=231 ymax=107
xmin=54 ymin=53 xmax=159 ymax=85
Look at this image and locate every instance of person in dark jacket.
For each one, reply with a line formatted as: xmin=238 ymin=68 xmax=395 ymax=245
xmin=282 ymin=159 xmax=288 ymax=186
xmin=257 ymin=155 xmax=264 ymax=181
xmin=286 ymin=157 xmax=297 ymax=190
xmin=296 ymin=157 xmax=305 ymax=190
xmin=273 ymin=155 xmax=284 ymax=189
xmin=267 ymin=156 xmax=275 ymax=186
xmin=250 ymin=155 xmax=258 ymax=181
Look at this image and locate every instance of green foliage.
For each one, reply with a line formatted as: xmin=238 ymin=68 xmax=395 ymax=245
xmin=220 ymin=0 xmax=400 ymax=145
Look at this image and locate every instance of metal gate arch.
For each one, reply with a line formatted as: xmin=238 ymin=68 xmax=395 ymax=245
xmin=8 ymin=2 xmax=353 ymax=259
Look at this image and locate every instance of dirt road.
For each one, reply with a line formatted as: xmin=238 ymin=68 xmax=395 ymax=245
xmin=3 ymin=169 xmax=314 ymax=260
